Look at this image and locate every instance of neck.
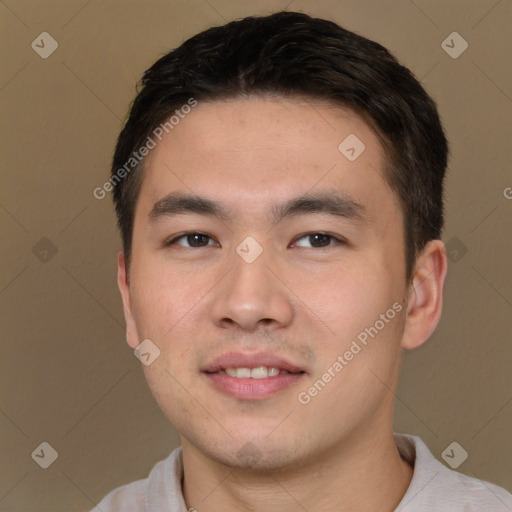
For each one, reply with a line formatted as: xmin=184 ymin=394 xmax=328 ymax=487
xmin=181 ymin=426 xmax=413 ymax=512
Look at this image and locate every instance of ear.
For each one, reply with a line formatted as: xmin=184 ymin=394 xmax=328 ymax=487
xmin=401 ymin=239 xmax=448 ymax=350
xmin=117 ymin=251 xmax=141 ymax=349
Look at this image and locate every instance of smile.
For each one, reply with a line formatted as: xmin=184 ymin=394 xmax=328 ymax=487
xmin=218 ymin=366 xmax=298 ymax=379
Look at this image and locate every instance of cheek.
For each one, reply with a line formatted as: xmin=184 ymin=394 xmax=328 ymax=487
xmin=298 ymin=303 xmax=405 ymax=432
xmin=129 ymin=262 xmax=211 ymax=384
xmin=130 ymin=260 xmax=204 ymax=335
xmin=294 ymin=263 xmax=397 ymax=338
xmin=296 ymin=260 xmax=406 ymax=397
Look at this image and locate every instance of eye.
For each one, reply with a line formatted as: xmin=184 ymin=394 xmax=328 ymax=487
xmin=292 ymin=233 xmax=344 ymax=248
xmin=166 ymin=232 xmax=218 ymax=248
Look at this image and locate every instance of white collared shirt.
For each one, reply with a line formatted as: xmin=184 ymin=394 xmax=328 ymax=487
xmin=91 ymin=433 xmax=512 ymax=511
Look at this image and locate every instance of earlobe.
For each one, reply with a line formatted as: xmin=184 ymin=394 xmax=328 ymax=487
xmin=401 ymin=240 xmax=448 ymax=350
xmin=117 ymin=251 xmax=141 ymax=349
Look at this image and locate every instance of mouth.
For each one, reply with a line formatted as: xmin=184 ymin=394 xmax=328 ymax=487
xmin=201 ymin=352 xmax=307 ymax=400
xmin=206 ymin=366 xmax=305 ymax=379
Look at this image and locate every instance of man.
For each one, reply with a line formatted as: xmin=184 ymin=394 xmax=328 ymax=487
xmin=93 ymin=11 xmax=512 ymax=511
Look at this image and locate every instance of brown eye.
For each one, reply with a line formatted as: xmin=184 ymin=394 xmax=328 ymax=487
xmin=293 ymin=233 xmax=342 ymax=248
xmin=167 ymin=232 xmax=216 ymax=248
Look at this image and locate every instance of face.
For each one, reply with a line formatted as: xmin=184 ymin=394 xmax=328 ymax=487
xmin=119 ymin=97 xmax=413 ymax=471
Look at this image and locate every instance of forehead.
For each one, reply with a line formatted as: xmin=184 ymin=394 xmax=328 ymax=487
xmin=137 ymin=97 xmax=396 ymax=222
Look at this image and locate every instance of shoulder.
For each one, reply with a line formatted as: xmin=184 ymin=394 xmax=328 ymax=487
xmin=89 ymin=447 xmax=184 ymax=512
xmin=90 ymin=476 xmax=147 ymax=512
xmin=394 ymin=434 xmax=512 ymax=512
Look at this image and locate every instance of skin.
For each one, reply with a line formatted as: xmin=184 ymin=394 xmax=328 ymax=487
xmin=117 ymin=96 xmax=447 ymax=511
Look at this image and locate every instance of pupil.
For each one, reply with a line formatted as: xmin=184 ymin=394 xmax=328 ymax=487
xmin=311 ymin=234 xmax=329 ymax=247
xmin=189 ymin=234 xmax=208 ymax=247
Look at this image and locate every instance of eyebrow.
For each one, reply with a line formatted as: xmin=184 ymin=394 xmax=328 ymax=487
xmin=148 ymin=191 xmax=366 ymax=224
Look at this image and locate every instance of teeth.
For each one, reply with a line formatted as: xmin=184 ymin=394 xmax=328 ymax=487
xmin=251 ymin=366 xmax=268 ymax=379
xmin=237 ymin=367 xmax=251 ymax=378
xmin=223 ymin=366 xmax=283 ymax=379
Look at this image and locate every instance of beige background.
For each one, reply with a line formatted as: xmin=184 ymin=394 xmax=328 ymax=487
xmin=1 ymin=0 xmax=511 ymax=510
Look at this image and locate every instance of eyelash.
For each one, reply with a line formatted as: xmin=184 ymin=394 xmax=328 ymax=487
xmin=164 ymin=232 xmax=346 ymax=249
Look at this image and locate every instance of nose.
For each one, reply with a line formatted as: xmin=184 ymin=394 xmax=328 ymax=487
xmin=209 ymin=245 xmax=294 ymax=332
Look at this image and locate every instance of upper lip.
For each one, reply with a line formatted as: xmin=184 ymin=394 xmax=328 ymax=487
xmin=201 ymin=352 xmax=306 ymax=374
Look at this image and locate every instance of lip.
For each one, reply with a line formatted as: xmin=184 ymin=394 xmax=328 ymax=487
xmin=201 ymin=351 xmax=307 ymax=400
xmin=204 ymin=372 xmax=305 ymax=400
xmin=201 ymin=351 xmax=306 ymax=374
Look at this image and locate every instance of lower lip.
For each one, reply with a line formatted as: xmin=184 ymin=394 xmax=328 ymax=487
xmin=203 ymin=372 xmax=305 ymax=400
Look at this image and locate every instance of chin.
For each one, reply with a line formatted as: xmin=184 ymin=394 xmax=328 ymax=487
xmin=216 ymin=446 xmax=301 ymax=472
xmin=191 ymin=431 xmax=309 ymax=473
